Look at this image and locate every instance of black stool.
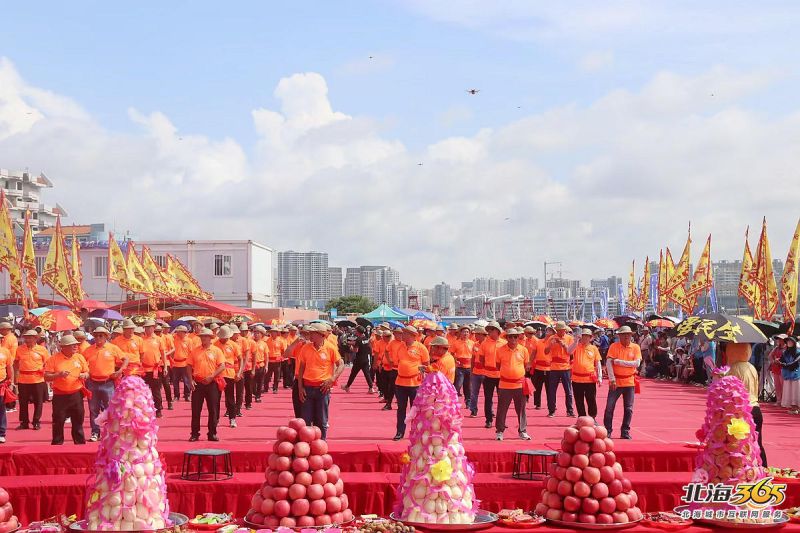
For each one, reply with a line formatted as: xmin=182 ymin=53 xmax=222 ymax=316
xmin=181 ymin=448 xmax=233 ymax=481
xmin=512 ymin=450 xmax=557 ymax=480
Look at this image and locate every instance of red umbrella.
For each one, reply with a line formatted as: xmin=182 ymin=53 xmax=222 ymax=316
xmin=76 ymin=299 xmax=109 ymax=311
xmin=647 ymin=319 xmax=675 ymax=329
xmin=532 ymin=314 xmax=554 ymax=326
xmin=36 ymin=309 xmax=82 ymax=332
xmin=594 ymin=318 xmax=619 ymax=329
xmin=155 ymin=310 xmax=172 ymax=319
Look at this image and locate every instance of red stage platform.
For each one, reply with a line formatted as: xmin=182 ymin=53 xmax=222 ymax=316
xmin=1 ymin=378 xmax=798 ymax=524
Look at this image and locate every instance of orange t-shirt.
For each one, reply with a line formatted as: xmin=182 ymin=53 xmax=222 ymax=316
xmin=534 ymin=336 xmax=552 ymax=371
xmin=293 ymin=341 xmax=309 ymax=377
xmin=607 ymin=342 xmax=642 ymax=387
xmin=471 ymin=338 xmax=486 ymax=375
xmin=171 ymin=335 xmax=197 ymax=368
xmin=547 ymin=334 xmax=573 ymax=371
xmin=0 ymin=347 xmax=11 ymax=382
xmin=478 ymin=337 xmax=507 ymax=379
xmin=431 ymin=352 xmax=456 ymax=383
xmin=214 ymin=340 xmax=239 ymax=379
xmin=158 ymin=333 xmax=175 ymax=358
xmin=422 ymin=335 xmax=436 ymax=350
xmin=45 ymin=352 xmax=88 ymax=393
xmin=523 ymin=337 xmax=540 ymax=363
xmin=572 ymin=344 xmax=601 ymax=383
xmin=498 ymin=344 xmax=529 ymax=389
xmin=77 ymin=341 xmax=91 ymax=354
xmin=298 ymin=342 xmax=341 ymax=385
xmin=189 ymin=345 xmax=225 ymax=380
xmin=141 ymin=335 xmax=165 ymax=372
xmin=267 ymin=336 xmax=286 ymax=362
xmin=15 ymin=344 xmax=49 ymax=384
xmin=385 ymin=338 xmax=403 ymax=370
xmin=3 ymin=333 xmax=18 ymax=363
xmin=84 ymin=343 xmax=125 ymax=381
xmin=112 ymin=336 xmax=144 ymax=375
xmin=255 ymin=339 xmax=269 ymax=367
xmin=371 ymin=338 xmax=386 ymax=366
xmin=449 ymin=338 xmax=473 ymax=368
xmin=394 ymin=341 xmax=430 ymax=387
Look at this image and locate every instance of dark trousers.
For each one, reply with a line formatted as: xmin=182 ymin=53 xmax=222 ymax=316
xmin=468 ymin=373 xmax=484 ymax=414
xmin=345 ymin=358 xmax=373 ymax=388
xmin=254 ymin=367 xmax=266 ymax=398
xmin=172 ymin=367 xmax=192 ymax=400
xmin=395 ymin=385 xmax=418 ymax=436
xmin=301 ymin=386 xmax=330 ymax=439
xmin=87 ymin=379 xmax=114 ymax=435
xmin=282 ymin=359 xmax=295 ymax=388
xmin=376 ymin=369 xmax=386 ymax=396
xmin=383 ymin=369 xmax=397 ymax=406
xmin=18 ymin=382 xmax=47 ymax=427
xmin=223 ymin=377 xmax=237 ymax=420
xmin=191 ymin=381 xmax=220 ymax=438
xmin=604 ymin=385 xmax=635 ymax=437
xmin=572 ymin=381 xmax=598 ymax=418
xmin=546 ymin=370 xmax=574 ymax=415
xmin=482 ymin=376 xmax=499 ymax=424
xmin=266 ymin=362 xmax=281 ymax=391
xmin=234 ymin=376 xmax=244 ymax=414
xmin=752 ymin=405 xmax=768 ymax=467
xmin=455 ymin=368 xmax=471 ymax=403
xmin=532 ymin=369 xmax=549 ymax=408
xmin=160 ymin=369 xmax=173 ymax=404
xmin=291 ymin=380 xmax=302 ymax=417
xmin=243 ymin=370 xmax=254 ymax=407
xmin=496 ymin=387 xmax=527 ymax=433
xmin=52 ymin=392 xmax=85 ymax=444
xmin=143 ymin=374 xmax=163 ymax=413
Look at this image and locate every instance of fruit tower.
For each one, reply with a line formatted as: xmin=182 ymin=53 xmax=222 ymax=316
xmin=535 ymin=417 xmax=643 ymax=525
xmin=84 ymin=376 xmax=171 ymax=531
xmin=0 ymin=486 xmax=19 ymax=533
xmin=393 ymin=372 xmax=478 ymax=525
xmin=246 ymin=418 xmax=353 ymax=528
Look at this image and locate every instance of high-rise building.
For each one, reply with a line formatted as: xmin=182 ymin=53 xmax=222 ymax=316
xmin=277 ymin=251 xmax=330 ymax=309
xmin=329 ymin=267 xmax=343 ymax=299
xmin=1 ymin=168 xmax=65 ymax=231
xmin=342 ymin=265 xmax=401 ymax=304
xmin=590 ymin=276 xmax=622 ymax=295
xmin=433 ymin=282 xmax=452 ymax=312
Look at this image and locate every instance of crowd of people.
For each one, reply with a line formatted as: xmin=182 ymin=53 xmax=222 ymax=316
xmin=0 ymin=314 xmax=778 ymax=465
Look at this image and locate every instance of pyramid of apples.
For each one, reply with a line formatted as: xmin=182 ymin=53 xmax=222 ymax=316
xmin=0 ymin=486 xmax=18 ymax=533
xmin=535 ymin=417 xmax=643 ymax=526
xmin=246 ymin=418 xmax=353 ymax=528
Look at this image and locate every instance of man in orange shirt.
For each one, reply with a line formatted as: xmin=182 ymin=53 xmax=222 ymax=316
xmin=568 ymin=329 xmax=603 ymax=420
xmin=73 ymin=330 xmax=91 ymax=354
xmin=155 ymin=324 xmax=175 ymax=410
xmin=265 ymin=328 xmax=285 ymax=395
xmin=421 ymin=327 xmax=437 ymax=350
xmin=238 ymin=324 xmax=258 ymax=410
xmin=229 ymin=327 xmax=247 ymax=416
xmin=544 ymin=321 xmax=575 ymax=418
xmin=450 ymin=325 xmax=473 ymax=408
xmin=476 ymin=321 xmax=505 ymax=429
xmin=252 ymin=326 xmax=269 ymax=403
xmin=187 ymin=328 xmax=226 ymax=442
xmin=446 ymin=324 xmax=459 ymax=345
xmin=381 ymin=328 xmax=403 ymax=410
xmin=0 ymin=341 xmax=12 ymax=443
xmin=1 ymin=322 xmax=18 ymax=413
xmin=288 ymin=326 xmax=310 ymax=417
xmin=170 ymin=325 xmax=196 ymax=402
xmin=214 ymin=326 xmax=243 ymax=427
xmin=14 ymin=330 xmax=49 ymax=431
xmin=391 ymin=326 xmax=430 ymax=440
xmin=495 ymin=328 xmax=531 ymax=441
xmin=603 ymin=326 xmax=642 ymax=439
xmin=44 ymin=335 xmax=89 ymax=445
xmin=83 ymin=327 xmax=127 ymax=441
xmin=530 ymin=326 xmax=553 ymax=410
xmin=468 ymin=326 xmax=488 ymax=417
xmin=428 ymin=337 xmax=455 ymax=383
xmin=112 ymin=319 xmax=143 ymax=376
xmin=141 ymin=319 xmax=168 ymax=417
xmin=297 ymin=323 xmax=344 ymax=440
xmin=371 ymin=327 xmax=387 ymax=399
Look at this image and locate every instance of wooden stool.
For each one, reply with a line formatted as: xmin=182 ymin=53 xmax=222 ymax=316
xmin=512 ymin=449 xmax=557 ymax=480
xmin=181 ymin=448 xmax=233 ymax=481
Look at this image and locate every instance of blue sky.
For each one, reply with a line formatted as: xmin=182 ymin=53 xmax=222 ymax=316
xmin=3 ymin=2 xmax=800 ymax=286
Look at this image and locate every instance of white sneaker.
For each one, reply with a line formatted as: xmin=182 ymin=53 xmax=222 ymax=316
xmin=65 ymin=418 xmax=71 ymax=425
xmin=0 ymin=437 xmax=5 ymax=443
xmin=230 ymin=419 xmax=237 ymax=428
xmin=519 ymin=432 xmax=531 ymax=440
xmin=495 ymin=432 xmax=503 ymax=441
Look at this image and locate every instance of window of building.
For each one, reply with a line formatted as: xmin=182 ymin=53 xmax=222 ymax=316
xmin=16 ymin=182 xmax=22 ymax=190
xmin=214 ymin=254 xmax=232 ymax=277
xmin=153 ymin=255 xmax=167 ymax=268
xmin=35 ymin=256 xmax=46 ymax=275
xmin=32 ymin=212 xmax=37 ymax=219
xmin=94 ymin=256 xmax=108 ymax=278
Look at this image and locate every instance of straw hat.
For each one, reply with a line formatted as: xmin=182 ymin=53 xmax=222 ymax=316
xmin=617 ymin=326 xmax=633 ymax=335
xmin=122 ymin=319 xmax=136 ymax=329
xmin=504 ymin=328 xmax=521 ymax=336
xmin=60 ymin=335 xmax=79 ymax=346
xmin=485 ymin=321 xmax=502 ymax=332
xmin=554 ymin=321 xmax=568 ymax=331
xmin=217 ymin=326 xmax=233 ymax=339
xmin=306 ymin=323 xmax=328 ymax=334
xmin=198 ymin=328 xmax=214 ymax=337
xmin=173 ymin=325 xmax=189 ymax=333
xmin=523 ymin=326 xmax=536 ymax=334
xmin=93 ymin=327 xmax=110 ymax=335
xmin=403 ymin=325 xmax=418 ymax=334
xmin=430 ymin=336 xmax=449 ymax=347
xmin=473 ymin=326 xmax=488 ymax=335
xmin=581 ymin=328 xmax=593 ymax=336
xmin=142 ymin=319 xmax=156 ymax=327
xmin=73 ymin=330 xmax=87 ymax=339
xmin=0 ymin=322 xmax=11 ymax=330
xmin=22 ymin=329 xmax=38 ymax=337
xmin=239 ymin=324 xmax=249 ymax=331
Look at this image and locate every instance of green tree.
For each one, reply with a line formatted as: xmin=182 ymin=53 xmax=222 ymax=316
xmin=325 ymin=295 xmax=377 ymax=314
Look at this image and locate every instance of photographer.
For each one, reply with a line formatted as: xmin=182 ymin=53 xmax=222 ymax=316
xmin=342 ymin=326 xmax=375 ymax=393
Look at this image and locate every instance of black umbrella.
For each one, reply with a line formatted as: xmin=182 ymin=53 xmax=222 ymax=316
xmin=752 ymin=320 xmax=788 ymax=338
xmin=673 ymin=313 xmax=767 ymax=344
xmin=524 ymin=321 xmax=549 ymax=328
xmin=334 ymin=319 xmax=357 ymax=328
xmin=355 ymin=317 xmax=373 ymax=329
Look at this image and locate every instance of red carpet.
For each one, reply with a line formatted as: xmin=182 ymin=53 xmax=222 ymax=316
xmin=2 ymin=377 xmax=798 ymax=525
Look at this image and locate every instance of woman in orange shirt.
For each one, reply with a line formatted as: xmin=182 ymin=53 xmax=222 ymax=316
xmin=15 ymin=330 xmax=50 ymax=431
xmin=391 ymin=326 xmax=429 ymax=441
xmin=567 ymin=329 xmax=603 ymax=419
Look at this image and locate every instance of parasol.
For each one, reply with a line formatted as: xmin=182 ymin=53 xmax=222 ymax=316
xmin=646 ymin=319 xmax=675 ymax=329
xmin=594 ymin=318 xmax=619 ymax=329
xmin=36 ymin=309 xmax=82 ymax=332
xmin=90 ymin=309 xmax=124 ymax=321
xmin=410 ymin=319 xmax=437 ymax=330
xmin=673 ymin=313 xmax=767 ymax=344
xmin=334 ymin=319 xmax=357 ymax=328
xmin=155 ymin=310 xmax=172 ymax=319
xmin=532 ymin=314 xmax=554 ymax=325
xmin=75 ymin=299 xmax=109 ymax=311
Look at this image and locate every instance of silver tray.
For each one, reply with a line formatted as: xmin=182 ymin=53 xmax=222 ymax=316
xmin=389 ymin=510 xmax=498 ymax=531
xmin=673 ymin=506 xmax=789 ymax=529
xmin=546 ymin=517 xmax=642 ymax=530
xmin=69 ymin=513 xmax=188 ymax=533
xmin=243 ymin=518 xmax=354 ymax=531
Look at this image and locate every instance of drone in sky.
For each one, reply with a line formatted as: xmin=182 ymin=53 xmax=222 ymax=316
xmin=466 ymin=89 xmax=480 ymax=95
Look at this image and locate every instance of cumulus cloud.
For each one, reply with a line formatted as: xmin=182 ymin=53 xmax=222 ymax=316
xmin=0 ymin=57 xmax=799 ymax=288
xmin=579 ymin=51 xmax=614 ymax=72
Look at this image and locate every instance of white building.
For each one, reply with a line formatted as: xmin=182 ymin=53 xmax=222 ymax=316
xmin=276 ymin=251 xmax=329 ymax=309
xmin=3 ymin=239 xmax=275 ymax=308
xmin=343 ymin=265 xmax=401 ymax=304
xmin=329 ymin=267 xmax=343 ymax=299
xmin=0 ymin=168 xmax=65 ymax=231
xmin=433 ymin=282 xmax=452 ymax=312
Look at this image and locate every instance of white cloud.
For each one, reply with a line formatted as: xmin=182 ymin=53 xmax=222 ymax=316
xmin=1 ymin=57 xmax=799 ymax=288
xmin=579 ymin=51 xmax=614 ymax=72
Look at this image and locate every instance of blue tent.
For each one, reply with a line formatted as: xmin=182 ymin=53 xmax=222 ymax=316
xmin=361 ymin=304 xmax=408 ymax=321
xmin=390 ymin=307 xmax=415 ymax=318
xmin=412 ymin=310 xmax=436 ymax=321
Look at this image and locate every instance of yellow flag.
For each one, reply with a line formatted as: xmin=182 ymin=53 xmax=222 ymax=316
xmin=167 ymin=254 xmax=212 ymax=300
xmin=754 ymin=218 xmax=779 ymax=320
xmin=667 ymin=227 xmax=692 ymax=311
xmin=627 ymin=260 xmax=639 ymax=311
xmin=686 ymin=235 xmax=713 ymax=299
xmin=739 ymin=227 xmax=759 ymax=310
xmin=126 ymin=242 xmax=154 ymax=295
xmin=141 ymin=246 xmax=170 ymax=297
xmin=107 ymin=233 xmax=134 ymax=292
xmin=780 ymin=218 xmax=800 ymax=324
xmin=21 ymin=211 xmax=37 ymax=305
xmin=0 ymin=191 xmax=24 ymax=301
xmin=40 ymin=217 xmax=75 ymax=304
xmin=68 ymin=229 xmax=85 ymax=304
xmin=634 ymin=257 xmax=650 ymax=312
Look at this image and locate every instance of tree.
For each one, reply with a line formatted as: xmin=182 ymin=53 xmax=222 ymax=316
xmin=325 ymin=295 xmax=376 ymax=314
